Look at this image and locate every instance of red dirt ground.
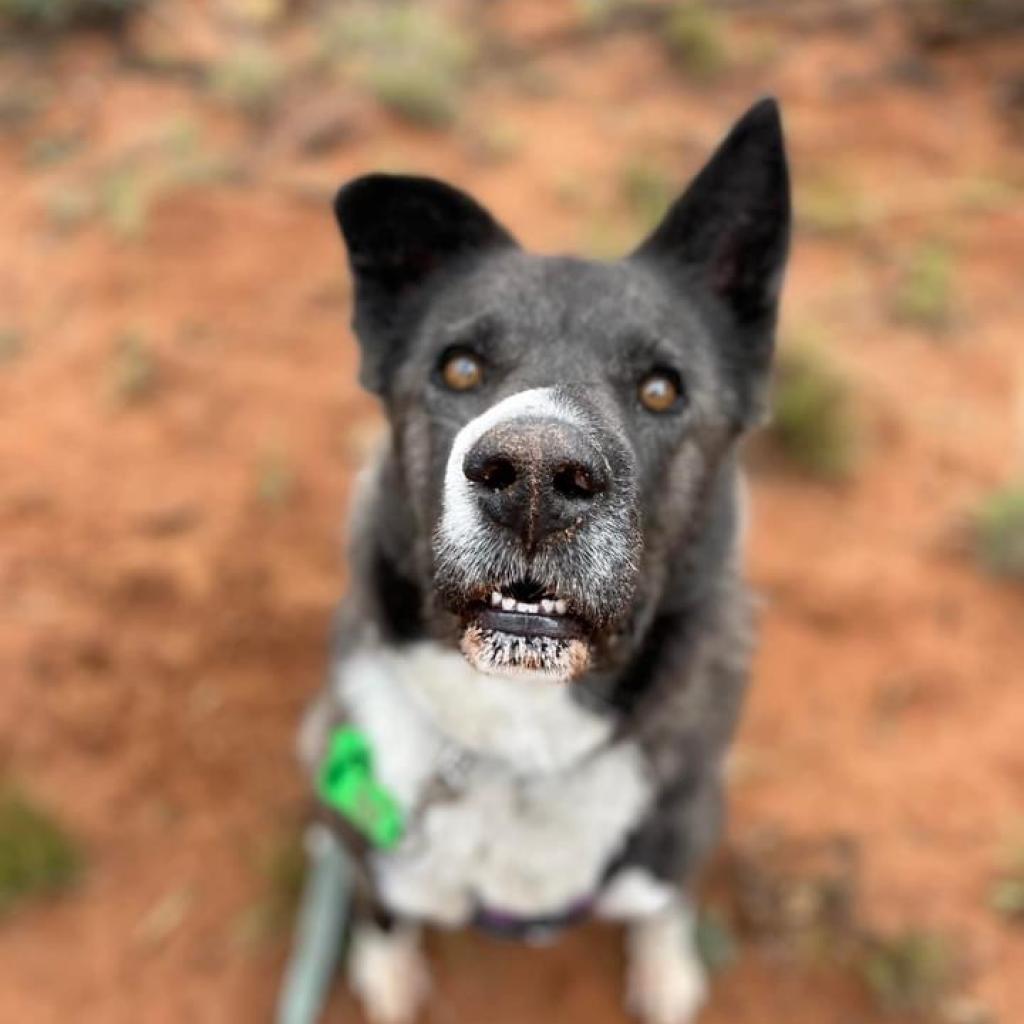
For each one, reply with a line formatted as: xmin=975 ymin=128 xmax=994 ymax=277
xmin=1 ymin=3 xmax=1022 ymax=1022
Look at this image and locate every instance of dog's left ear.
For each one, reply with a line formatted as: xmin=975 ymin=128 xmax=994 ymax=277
xmin=334 ymin=174 xmax=518 ymax=394
xmin=632 ymin=98 xmax=791 ymax=339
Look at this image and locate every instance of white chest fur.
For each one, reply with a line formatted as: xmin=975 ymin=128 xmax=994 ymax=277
xmin=335 ymin=643 xmax=653 ymax=925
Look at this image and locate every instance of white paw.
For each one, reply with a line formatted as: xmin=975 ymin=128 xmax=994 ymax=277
xmin=627 ymin=904 xmax=708 ymax=1024
xmin=348 ymin=924 xmax=430 ymax=1024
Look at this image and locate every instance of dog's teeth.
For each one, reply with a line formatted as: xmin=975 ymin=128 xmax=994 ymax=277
xmin=554 ymin=599 xmax=567 ymax=615
xmin=524 ymin=603 xmax=539 ymax=614
xmin=501 ymin=597 xmax=516 ymax=611
xmin=491 ymin=591 xmax=502 ymax=607
xmin=540 ymin=599 xmax=554 ymax=614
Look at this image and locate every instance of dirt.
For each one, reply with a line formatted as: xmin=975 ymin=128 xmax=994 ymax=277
xmin=1 ymin=2 xmax=1023 ymax=1022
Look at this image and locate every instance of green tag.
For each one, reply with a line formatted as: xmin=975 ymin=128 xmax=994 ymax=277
xmin=317 ymin=726 xmax=404 ymax=850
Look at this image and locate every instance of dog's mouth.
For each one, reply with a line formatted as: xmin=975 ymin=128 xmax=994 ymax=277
xmin=457 ymin=578 xmax=593 ymax=682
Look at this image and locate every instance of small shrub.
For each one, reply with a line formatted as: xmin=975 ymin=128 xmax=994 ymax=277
xmin=576 ymin=0 xmax=638 ymax=32
xmin=46 ymin=186 xmax=94 ymax=234
xmin=255 ymin=444 xmax=295 ymax=508
xmin=0 ymin=787 xmax=81 ymax=916
xmin=990 ymin=837 xmax=1024 ymax=921
xmin=98 ymin=164 xmax=151 ymax=238
xmin=465 ymin=121 xmax=522 ymax=165
xmin=25 ymin=132 xmax=83 ymax=169
xmin=892 ymin=241 xmax=957 ymax=334
xmin=797 ymin=174 xmax=872 ymax=237
xmin=0 ymin=328 xmax=24 ymax=363
xmin=974 ymin=485 xmax=1024 ymax=580
xmin=695 ymin=908 xmax=738 ymax=972
xmin=236 ymin=823 xmax=307 ymax=943
xmin=209 ymin=44 xmax=286 ymax=120
xmin=110 ymin=331 xmax=159 ymax=404
xmin=859 ymin=930 xmax=955 ymax=1014
xmin=324 ymin=3 xmax=473 ymax=128
xmin=768 ymin=343 xmax=859 ymax=480
xmin=662 ymin=3 xmax=729 ymax=80
xmin=0 ymin=0 xmax=148 ymax=31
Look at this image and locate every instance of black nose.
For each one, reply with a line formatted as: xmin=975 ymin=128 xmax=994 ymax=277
xmin=462 ymin=418 xmax=608 ymax=548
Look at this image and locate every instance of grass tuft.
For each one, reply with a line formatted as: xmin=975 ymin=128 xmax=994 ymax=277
xmin=208 ymin=43 xmax=286 ymax=120
xmin=767 ymin=342 xmax=859 ymax=481
xmin=0 ymin=328 xmax=24 ymax=363
xmin=859 ymin=929 xmax=956 ymax=1014
xmin=891 ymin=241 xmax=957 ymax=334
xmin=255 ymin=444 xmax=295 ymax=508
xmin=662 ymin=3 xmax=729 ymax=80
xmin=0 ymin=0 xmax=149 ymax=31
xmin=797 ymin=173 xmax=872 ymax=237
xmin=989 ymin=839 xmax=1024 ymax=922
xmin=0 ymin=786 xmax=81 ymax=916
xmin=695 ymin=907 xmax=739 ymax=973
xmin=110 ymin=331 xmax=159 ymax=404
xmin=324 ymin=4 xmax=473 ymax=128
xmin=974 ymin=485 xmax=1024 ymax=580
xmin=98 ymin=164 xmax=151 ymax=239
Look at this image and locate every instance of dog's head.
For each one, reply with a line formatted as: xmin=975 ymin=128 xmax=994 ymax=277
xmin=334 ymin=99 xmax=790 ymax=683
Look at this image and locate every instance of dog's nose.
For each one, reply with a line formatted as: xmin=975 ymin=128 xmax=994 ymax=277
xmin=462 ymin=419 xmax=608 ymax=548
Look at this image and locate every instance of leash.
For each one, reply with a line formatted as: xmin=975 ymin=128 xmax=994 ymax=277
xmin=275 ymin=824 xmax=352 ymax=1024
xmin=277 ymin=726 xmax=404 ymax=1024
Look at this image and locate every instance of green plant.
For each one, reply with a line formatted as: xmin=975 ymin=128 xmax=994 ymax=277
xmin=237 ymin=823 xmax=307 ymax=943
xmin=575 ymin=0 xmax=639 ymax=31
xmin=0 ymin=786 xmax=81 ymax=916
xmin=892 ymin=241 xmax=957 ymax=333
xmin=859 ymin=930 xmax=955 ymax=1014
xmin=110 ymin=331 xmax=159 ymax=404
xmin=989 ymin=840 xmax=1024 ymax=922
xmin=662 ymin=3 xmax=729 ymax=80
xmin=975 ymin=485 xmax=1024 ymax=579
xmin=797 ymin=173 xmax=872 ymax=237
xmin=768 ymin=342 xmax=859 ymax=480
xmin=255 ymin=444 xmax=295 ymax=507
xmin=98 ymin=164 xmax=152 ymax=238
xmin=0 ymin=328 xmax=24 ymax=363
xmin=324 ymin=3 xmax=474 ymax=128
xmin=620 ymin=158 xmax=673 ymax=228
xmin=0 ymin=0 xmax=149 ymax=30
xmin=208 ymin=43 xmax=286 ymax=120
xmin=25 ymin=132 xmax=83 ymax=169
xmin=695 ymin=908 xmax=738 ymax=972
xmin=46 ymin=186 xmax=94 ymax=234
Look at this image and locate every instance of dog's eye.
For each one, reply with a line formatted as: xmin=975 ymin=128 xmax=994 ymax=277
xmin=439 ymin=348 xmax=484 ymax=392
xmin=638 ymin=369 xmax=683 ymax=413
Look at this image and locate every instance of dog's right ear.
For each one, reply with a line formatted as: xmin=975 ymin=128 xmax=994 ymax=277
xmin=334 ymin=174 xmax=518 ymax=394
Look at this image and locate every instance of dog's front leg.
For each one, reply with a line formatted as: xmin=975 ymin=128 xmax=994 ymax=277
xmin=348 ymin=916 xmax=430 ymax=1024
xmin=626 ymin=897 xmax=707 ymax=1024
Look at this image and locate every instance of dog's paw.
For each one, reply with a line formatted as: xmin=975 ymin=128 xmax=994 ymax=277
xmin=348 ymin=923 xmax=430 ymax=1024
xmin=626 ymin=904 xmax=708 ymax=1024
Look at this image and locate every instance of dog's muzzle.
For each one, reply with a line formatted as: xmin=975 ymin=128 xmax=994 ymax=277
xmin=434 ymin=388 xmax=641 ymax=683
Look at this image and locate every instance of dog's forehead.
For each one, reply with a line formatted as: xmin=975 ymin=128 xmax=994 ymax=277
xmin=431 ymin=250 xmax=685 ymax=347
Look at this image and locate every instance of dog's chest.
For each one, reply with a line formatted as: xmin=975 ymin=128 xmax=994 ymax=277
xmin=335 ymin=643 xmax=653 ymax=924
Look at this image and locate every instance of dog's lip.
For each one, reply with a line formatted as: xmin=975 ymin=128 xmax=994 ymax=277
xmin=474 ymin=607 xmax=588 ymax=641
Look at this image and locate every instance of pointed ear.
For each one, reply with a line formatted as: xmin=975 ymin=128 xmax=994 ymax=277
xmin=334 ymin=174 xmax=518 ymax=393
xmin=632 ymin=98 xmax=791 ymax=332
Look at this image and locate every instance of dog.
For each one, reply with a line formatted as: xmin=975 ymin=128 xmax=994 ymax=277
xmin=298 ymin=97 xmax=791 ymax=1024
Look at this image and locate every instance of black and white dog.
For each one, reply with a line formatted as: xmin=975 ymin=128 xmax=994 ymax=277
xmin=299 ymin=98 xmax=790 ymax=1024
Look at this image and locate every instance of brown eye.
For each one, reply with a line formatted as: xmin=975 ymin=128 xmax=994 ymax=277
xmin=440 ymin=349 xmax=484 ymax=392
xmin=638 ymin=369 xmax=682 ymax=413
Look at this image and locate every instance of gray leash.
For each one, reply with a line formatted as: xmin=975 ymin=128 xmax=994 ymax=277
xmin=275 ymin=824 xmax=352 ymax=1024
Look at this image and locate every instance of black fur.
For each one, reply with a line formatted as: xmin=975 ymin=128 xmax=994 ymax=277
xmin=306 ymin=98 xmax=791 ymax=954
